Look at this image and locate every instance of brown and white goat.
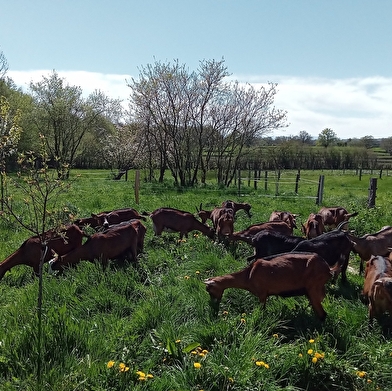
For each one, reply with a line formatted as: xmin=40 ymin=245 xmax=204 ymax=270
xmin=362 ymin=255 xmax=392 ymax=322
xmin=301 ymin=213 xmax=326 ymax=239
xmin=269 ymin=211 xmax=298 ymax=231
xmin=318 ymin=206 xmax=358 ymax=229
xmin=348 ymin=226 xmax=392 ymax=274
xmin=221 ymin=200 xmax=252 ymax=218
xmin=205 ymin=252 xmax=339 ymax=321
xmin=150 ymin=207 xmax=215 ymax=239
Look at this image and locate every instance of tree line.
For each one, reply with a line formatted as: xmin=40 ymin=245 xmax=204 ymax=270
xmin=1 ymin=51 xmax=391 ymax=187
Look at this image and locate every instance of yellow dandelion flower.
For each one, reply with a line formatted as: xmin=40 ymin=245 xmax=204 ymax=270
xmin=307 ymin=349 xmax=313 ymax=355
xmin=309 ymin=339 xmax=315 ymax=343
xmin=314 ymin=352 xmax=324 ymax=359
xmin=194 ymin=362 xmax=202 ymax=369
xmin=107 ymin=360 xmax=115 ymax=368
xmin=195 ymin=270 xmax=200 ymax=274
xmin=202 ymin=349 xmax=208 ymax=354
xmin=367 ymin=379 xmax=372 ymax=383
xmin=175 ymin=339 xmax=181 ymax=343
xmin=240 ymin=318 xmax=246 ymax=324
xmin=119 ymin=363 xmax=126 ymax=371
xmin=242 ymin=313 xmax=246 ymax=317
xmin=273 ymin=333 xmax=279 ymax=338
xmin=184 ymin=275 xmax=190 ymax=280
xmin=147 ymin=374 xmax=154 ymax=379
xmin=191 ymin=350 xmax=198 ymax=355
xmin=228 ymin=377 xmax=234 ymax=382
xmin=264 ymin=363 xmax=270 ymax=369
xmin=256 ymin=361 xmax=266 ymax=367
xmin=198 ymin=353 xmax=205 ymax=358
xmin=136 ymin=370 xmax=146 ymax=377
xmin=222 ymin=310 xmax=228 ymax=315
xmin=312 ymin=357 xmax=318 ymax=364
xmin=356 ymin=371 xmax=366 ymax=378
xmin=298 ymin=353 xmax=303 ymax=358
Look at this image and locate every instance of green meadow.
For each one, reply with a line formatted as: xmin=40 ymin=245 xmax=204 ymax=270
xmin=0 ymin=169 xmax=392 ymax=391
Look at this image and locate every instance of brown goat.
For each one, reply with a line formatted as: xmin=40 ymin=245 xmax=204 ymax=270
xmin=205 ymin=252 xmax=338 ymax=321
xmin=210 ymin=207 xmax=235 ymax=240
xmin=150 ymin=207 xmax=215 ymax=239
xmin=348 ymin=226 xmax=392 ymax=273
xmin=362 ymin=255 xmax=392 ymax=322
xmin=301 ymin=213 xmax=326 ymax=239
xmin=362 ymin=255 xmax=392 ymax=298
xmin=49 ymin=220 xmax=140 ymax=272
xmin=269 ymin=211 xmax=298 ymax=230
xmin=221 ymin=200 xmax=252 ymax=218
xmin=0 ymin=224 xmax=87 ymax=280
xmin=369 ymin=277 xmax=392 ymax=321
xmin=104 ymin=219 xmax=147 ymax=255
xmin=229 ymin=221 xmax=293 ymax=244
xmin=75 ymin=207 xmax=147 ymax=229
xmin=318 ymin=206 xmax=358 ymax=229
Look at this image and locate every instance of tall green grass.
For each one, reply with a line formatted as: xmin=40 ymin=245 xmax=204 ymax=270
xmin=0 ymin=169 xmax=391 ymax=390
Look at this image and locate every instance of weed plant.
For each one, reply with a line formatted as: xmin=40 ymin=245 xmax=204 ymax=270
xmin=0 ymin=170 xmax=391 ymax=390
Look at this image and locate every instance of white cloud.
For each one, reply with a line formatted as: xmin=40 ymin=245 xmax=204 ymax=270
xmin=242 ymin=75 xmax=392 ymax=139
xmin=8 ymin=70 xmax=392 ymax=140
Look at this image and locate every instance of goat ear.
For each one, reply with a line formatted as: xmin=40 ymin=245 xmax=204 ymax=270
xmin=204 ymin=279 xmax=213 ymax=285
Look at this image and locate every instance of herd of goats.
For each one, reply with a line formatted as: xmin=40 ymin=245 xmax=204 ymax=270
xmin=1 ymin=200 xmax=392 ymax=324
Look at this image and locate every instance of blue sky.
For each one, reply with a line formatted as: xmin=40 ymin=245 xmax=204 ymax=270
xmin=1 ymin=0 xmax=392 ymax=139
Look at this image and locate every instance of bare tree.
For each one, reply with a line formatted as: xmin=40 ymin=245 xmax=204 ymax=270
xmin=0 ymin=50 xmax=8 ymax=80
xmin=209 ymin=81 xmax=287 ymax=186
xmin=128 ymin=59 xmax=229 ymax=186
xmin=129 ymin=59 xmax=287 ymax=186
xmin=29 ymin=71 xmax=123 ymax=178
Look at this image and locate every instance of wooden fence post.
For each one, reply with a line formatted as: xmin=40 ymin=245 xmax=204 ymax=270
xmin=254 ymin=169 xmax=258 ymax=190
xmin=368 ymin=177 xmax=377 ymax=208
xmin=238 ymin=169 xmax=241 ymax=196
xmin=135 ymin=170 xmax=140 ymax=204
xmin=316 ymin=175 xmax=324 ymax=205
xmin=295 ymin=171 xmax=300 ymax=193
xmin=264 ymin=171 xmax=268 ymax=191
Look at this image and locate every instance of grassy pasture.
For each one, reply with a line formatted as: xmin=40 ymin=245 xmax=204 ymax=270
xmin=0 ymin=169 xmax=392 ymax=390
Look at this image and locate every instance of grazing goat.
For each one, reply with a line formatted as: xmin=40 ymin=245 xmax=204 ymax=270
xmin=269 ymin=211 xmax=298 ymax=230
xmin=75 ymin=207 xmax=147 ymax=230
xmin=301 ymin=213 xmax=326 ymax=239
xmin=229 ymin=221 xmax=293 ymax=244
xmin=150 ymin=207 xmax=215 ymax=239
xmin=347 ymin=226 xmax=392 ymax=274
xmin=49 ymin=220 xmax=139 ymax=272
xmin=205 ymin=252 xmax=338 ymax=321
xmin=291 ymin=224 xmax=354 ymax=283
xmin=0 ymin=224 xmax=87 ymax=280
xmin=104 ymin=219 xmax=147 ymax=255
xmin=318 ymin=206 xmax=358 ymax=229
xmin=247 ymin=230 xmax=305 ymax=262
